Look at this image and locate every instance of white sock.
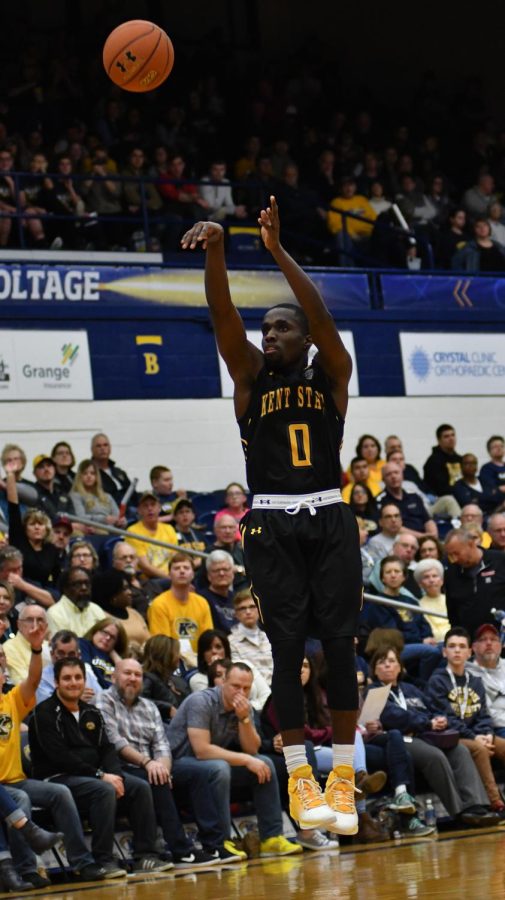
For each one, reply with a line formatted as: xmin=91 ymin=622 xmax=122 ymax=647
xmin=283 ymin=745 xmax=309 ymax=775
xmin=395 ymin=784 xmax=407 ymax=796
xmin=332 ymin=744 xmax=354 ymax=769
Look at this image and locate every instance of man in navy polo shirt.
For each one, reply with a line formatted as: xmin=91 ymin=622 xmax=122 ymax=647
xmin=376 ymin=463 xmax=438 ymax=539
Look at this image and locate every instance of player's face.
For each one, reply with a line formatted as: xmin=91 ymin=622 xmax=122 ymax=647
xmin=261 ymin=309 xmax=310 ymax=370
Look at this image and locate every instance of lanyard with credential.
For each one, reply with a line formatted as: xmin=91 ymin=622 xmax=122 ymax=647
xmin=390 ymin=686 xmax=407 ymax=710
xmin=447 ymin=667 xmax=470 ymax=719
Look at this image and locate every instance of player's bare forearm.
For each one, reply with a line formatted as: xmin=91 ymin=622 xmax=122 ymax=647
xmin=259 ymin=196 xmax=351 ymax=380
xmin=269 ymin=241 xmax=332 ymax=328
xmin=204 ymin=238 xmax=236 ymax=320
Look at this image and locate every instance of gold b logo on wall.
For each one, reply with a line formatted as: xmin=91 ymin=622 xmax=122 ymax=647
xmin=135 ymin=335 xmax=163 ymax=375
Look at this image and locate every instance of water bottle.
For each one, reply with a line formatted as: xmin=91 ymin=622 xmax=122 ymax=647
xmin=424 ymin=798 xmax=437 ymax=829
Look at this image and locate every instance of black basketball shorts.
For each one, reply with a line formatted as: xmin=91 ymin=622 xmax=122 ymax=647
xmin=240 ymin=501 xmax=363 ymax=644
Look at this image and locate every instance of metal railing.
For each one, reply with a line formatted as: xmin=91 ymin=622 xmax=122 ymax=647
xmin=0 ymin=168 xmax=435 ymax=267
xmin=67 ymin=513 xmax=448 ymax=618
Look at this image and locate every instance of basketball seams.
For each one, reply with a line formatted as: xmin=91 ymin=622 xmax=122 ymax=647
xmin=103 ymin=20 xmax=174 ymax=91
xmin=116 ymin=29 xmax=163 ymax=88
xmin=105 ymin=22 xmax=155 ymax=74
xmin=157 ymin=37 xmax=173 ymax=83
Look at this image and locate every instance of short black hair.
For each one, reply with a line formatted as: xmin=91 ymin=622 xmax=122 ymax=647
xmin=379 ymin=554 xmax=407 ymax=579
xmin=350 ymin=456 xmax=367 ymax=469
xmin=436 ymin=424 xmax=455 ymax=439
xmin=444 ymin=626 xmax=471 ymax=647
xmin=50 ymin=629 xmax=79 ymax=651
xmin=59 ymin=566 xmax=90 ymax=595
xmin=266 ymin=303 xmax=309 ymax=334
xmin=226 ymin=661 xmax=253 ymax=678
xmin=487 ymin=435 xmax=504 ymax=452
xmin=54 ymin=657 xmax=86 ymax=681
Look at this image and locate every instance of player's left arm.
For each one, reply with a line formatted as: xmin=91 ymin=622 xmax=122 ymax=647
xmin=259 ymin=196 xmax=352 ymax=414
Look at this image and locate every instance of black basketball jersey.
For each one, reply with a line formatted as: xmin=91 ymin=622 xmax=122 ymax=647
xmin=238 ymin=360 xmax=344 ymax=494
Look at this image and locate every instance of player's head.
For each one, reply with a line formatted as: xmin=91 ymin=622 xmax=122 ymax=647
xmin=261 ymin=303 xmax=311 ymax=370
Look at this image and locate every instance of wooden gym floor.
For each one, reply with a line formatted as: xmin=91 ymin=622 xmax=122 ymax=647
xmin=3 ymin=826 xmax=505 ymax=899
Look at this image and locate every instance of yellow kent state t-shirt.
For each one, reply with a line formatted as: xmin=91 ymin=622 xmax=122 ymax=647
xmin=126 ymin=521 xmax=178 ymax=572
xmin=148 ymin=590 xmax=214 ymax=651
xmin=0 ymin=685 xmax=35 ymax=782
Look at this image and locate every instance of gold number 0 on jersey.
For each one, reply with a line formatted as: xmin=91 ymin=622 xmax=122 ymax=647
xmin=288 ymin=423 xmax=312 ymax=467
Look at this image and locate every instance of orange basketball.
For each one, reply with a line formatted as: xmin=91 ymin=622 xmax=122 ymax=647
xmin=103 ymin=20 xmax=174 ymax=93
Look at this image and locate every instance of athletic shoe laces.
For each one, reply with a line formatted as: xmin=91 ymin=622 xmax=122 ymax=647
xmin=295 ymin=776 xmax=325 ymax=810
xmin=327 ymin=777 xmax=357 ymax=814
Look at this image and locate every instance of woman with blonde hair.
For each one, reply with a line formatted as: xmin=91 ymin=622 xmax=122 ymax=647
xmin=70 ymin=459 xmax=125 ymax=529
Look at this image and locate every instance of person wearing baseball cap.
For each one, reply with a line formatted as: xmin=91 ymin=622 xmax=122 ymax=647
xmin=172 ymin=499 xmax=206 ymax=568
xmin=126 ymin=492 xmax=178 ymax=579
xmin=468 ymin=623 xmax=505 ymax=739
xmin=31 ymin=454 xmax=75 ymax=522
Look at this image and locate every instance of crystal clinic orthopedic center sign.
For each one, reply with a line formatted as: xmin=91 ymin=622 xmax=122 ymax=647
xmin=219 ymin=330 xmax=360 ymax=397
xmin=400 ymin=333 xmax=505 ymax=396
xmin=0 ymin=331 xmax=93 ymax=400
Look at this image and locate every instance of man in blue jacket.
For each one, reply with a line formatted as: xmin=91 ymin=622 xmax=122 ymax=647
xmin=426 ymin=626 xmax=505 ymax=814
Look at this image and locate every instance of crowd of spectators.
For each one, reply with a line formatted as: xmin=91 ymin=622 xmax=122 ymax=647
xmin=0 ymin=420 xmax=503 ymax=886
xmin=1 ymin=13 xmax=505 ymax=269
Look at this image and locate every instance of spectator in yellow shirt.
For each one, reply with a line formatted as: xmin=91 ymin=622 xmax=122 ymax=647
xmin=148 ymin=553 xmax=213 ymax=663
xmin=126 ymin=492 xmax=178 ymax=580
xmin=327 ymin=177 xmax=377 ymax=264
xmin=342 ymin=457 xmax=382 ymax=503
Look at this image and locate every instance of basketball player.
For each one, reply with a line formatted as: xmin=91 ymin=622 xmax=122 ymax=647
xmin=181 ymin=196 xmax=362 ymax=834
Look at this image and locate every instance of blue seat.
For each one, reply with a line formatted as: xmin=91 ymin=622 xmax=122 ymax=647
xmin=192 ymin=490 xmax=226 ymax=518
xmin=99 ymin=536 xmax=123 ymax=569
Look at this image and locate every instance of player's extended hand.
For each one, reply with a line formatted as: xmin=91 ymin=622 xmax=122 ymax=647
xmin=258 ymin=195 xmax=281 ymax=252
xmin=245 ymin=755 xmax=272 ymax=783
xmin=181 ymin=221 xmax=224 ymax=251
